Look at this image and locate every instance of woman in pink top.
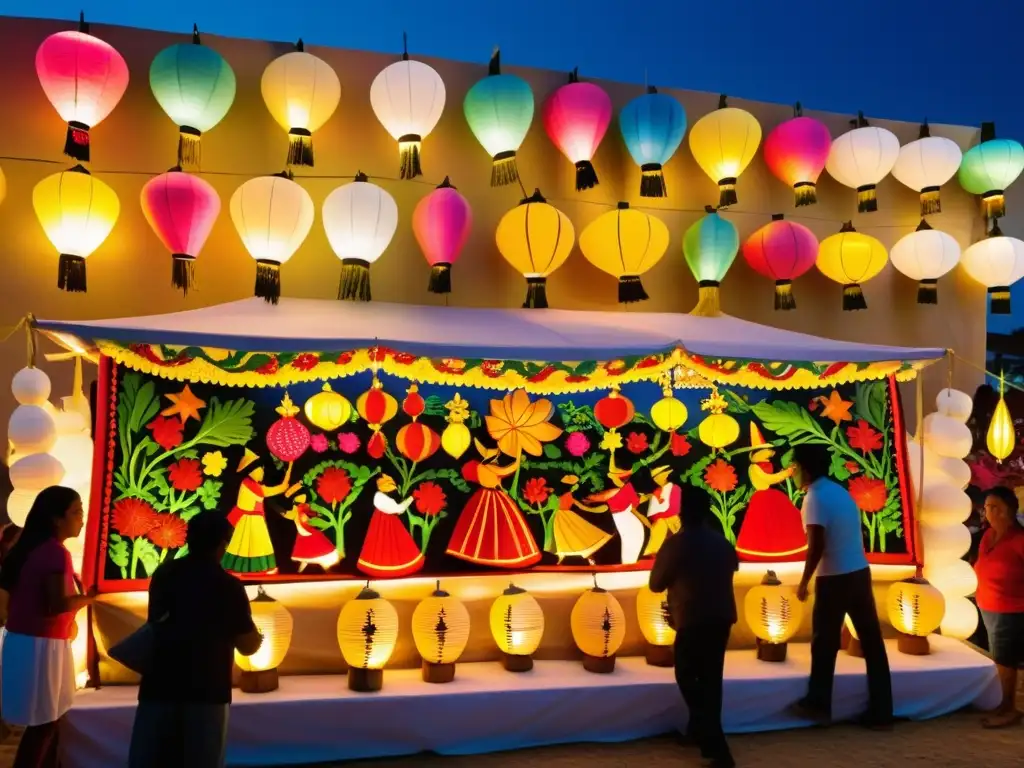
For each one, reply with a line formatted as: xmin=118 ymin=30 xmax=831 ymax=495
xmin=0 ymin=486 xmax=92 ymax=767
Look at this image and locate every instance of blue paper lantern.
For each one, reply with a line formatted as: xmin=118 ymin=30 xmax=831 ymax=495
xmin=619 ymin=86 xmax=686 ymax=198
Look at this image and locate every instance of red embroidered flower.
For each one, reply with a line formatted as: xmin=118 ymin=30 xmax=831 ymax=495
xmin=147 ymin=514 xmax=188 ymax=549
xmin=848 ymin=476 xmax=888 ymax=513
xmin=290 ymin=353 xmax=320 ymax=371
xmin=670 ymin=432 xmax=692 ymax=457
xmin=846 ymin=419 xmax=883 ymax=453
xmin=413 ymin=481 xmax=446 ymax=517
xmin=147 ymin=416 xmax=184 ymax=451
xmin=316 ymin=467 xmax=352 ymax=505
xmin=256 ymin=357 xmax=280 ymax=376
xmin=704 ymin=459 xmax=738 ymax=493
xmin=336 ymin=351 xmax=353 ymax=366
xmin=112 ymin=498 xmax=160 ymax=538
xmin=845 ymin=461 xmax=861 ymax=475
xmin=626 ymin=432 xmax=649 ymax=454
xmin=522 ymin=477 xmax=551 ymax=506
xmin=808 ymin=398 xmax=819 ymax=412
xmin=393 ymin=352 xmax=416 ymax=365
xmin=481 ymin=360 xmax=503 ymax=378
xmin=168 ymin=459 xmax=203 ymax=491
xmin=310 ymin=434 xmax=329 ymax=453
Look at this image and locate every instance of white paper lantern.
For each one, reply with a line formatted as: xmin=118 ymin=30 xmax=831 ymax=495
xmin=940 ymin=596 xmax=979 ymax=640
xmin=921 ymin=413 xmax=972 ymax=459
xmin=960 ymin=223 xmax=1024 ymax=315
xmin=889 ymin=221 xmax=960 ymax=304
xmin=8 ymin=405 xmax=58 ymax=455
xmin=51 ymin=433 xmax=94 ymax=485
xmin=51 ymin=409 xmax=88 ymax=437
xmin=918 ymin=484 xmax=971 ymax=526
xmin=890 ymin=124 xmax=962 ymax=215
xmin=936 ymin=388 xmax=973 ymax=423
xmin=825 ymin=114 xmax=900 ymax=213
xmin=12 ymin=367 xmax=51 ymax=405
xmin=920 ymin=520 xmax=971 ymax=562
xmin=923 ymin=559 xmax=977 ymax=599
xmin=923 ymin=448 xmax=972 ymax=489
xmin=6 ymin=489 xmax=37 ymax=527
xmin=10 ymin=452 xmax=65 ymax=490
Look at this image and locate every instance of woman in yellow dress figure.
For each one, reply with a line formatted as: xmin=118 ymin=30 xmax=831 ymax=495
xmin=222 ymin=449 xmax=292 ymax=575
xmin=643 ymin=465 xmax=682 ymax=558
xmin=542 ymin=475 xmax=613 ymax=564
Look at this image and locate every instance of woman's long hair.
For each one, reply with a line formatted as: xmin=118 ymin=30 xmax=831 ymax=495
xmin=0 ymin=486 xmax=80 ymax=592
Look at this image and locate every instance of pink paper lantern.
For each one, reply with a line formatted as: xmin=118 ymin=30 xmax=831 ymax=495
xmin=140 ymin=169 xmax=221 ymax=296
xmin=542 ymin=68 xmax=612 ymax=191
xmin=763 ymin=105 xmax=831 ymax=207
xmin=742 ymin=214 xmax=819 ymax=311
xmin=413 ymin=177 xmax=473 ymax=294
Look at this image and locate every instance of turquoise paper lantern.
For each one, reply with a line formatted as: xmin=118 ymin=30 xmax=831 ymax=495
xmin=619 ymin=86 xmax=686 ymax=198
xmin=958 ymin=122 xmax=1024 ymax=219
xmin=683 ymin=206 xmax=739 ymax=316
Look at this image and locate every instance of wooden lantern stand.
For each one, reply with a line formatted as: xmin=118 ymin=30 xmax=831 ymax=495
xmin=422 ymin=660 xmax=456 ymax=684
xmin=502 ymin=652 xmax=534 ymax=672
xmin=348 ymin=667 xmax=384 ymax=692
xmin=755 ymin=638 xmax=787 ymax=663
xmin=897 ymin=632 xmax=930 ymax=656
xmin=239 ymin=668 xmax=279 ymax=694
xmin=645 ymin=642 xmax=674 ymax=668
xmin=582 ymin=653 xmax=616 ymax=674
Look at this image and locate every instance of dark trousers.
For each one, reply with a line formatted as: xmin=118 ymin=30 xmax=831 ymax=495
xmin=674 ymin=620 xmax=732 ymax=761
xmin=804 ymin=566 xmax=893 ymax=721
xmin=128 ymin=700 xmax=229 ymax=768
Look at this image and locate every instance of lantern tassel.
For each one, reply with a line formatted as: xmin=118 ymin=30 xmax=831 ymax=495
xmin=774 ymin=280 xmax=796 ymax=311
xmin=917 ymin=279 xmax=938 ymax=305
xmin=856 ymin=184 xmax=878 ymax=213
xmin=339 ymin=258 xmax=372 ymax=302
xmin=920 ymin=186 xmax=941 ymax=216
xmin=982 ymin=191 xmax=1006 ymax=219
xmin=989 ymin=286 xmax=1011 ymax=315
xmin=64 ymin=121 xmax=90 ymax=162
xmin=842 ymin=283 xmax=868 ymax=311
xmin=287 ymin=129 xmax=314 ymax=167
xmin=523 ymin=277 xmax=548 ymax=309
xmin=172 ymin=254 xmax=196 ymax=296
xmin=691 ymin=281 xmax=721 ymax=317
xmin=717 ymin=178 xmax=737 ymax=207
xmin=618 ymin=275 xmax=649 ymax=304
xmin=255 ymin=260 xmax=281 ymax=305
xmin=640 ymin=164 xmax=666 ymax=198
xmin=492 ymin=151 xmax=519 ymax=187
xmin=428 ymin=263 xmax=452 ymax=294
xmin=793 ymin=182 xmax=816 ymax=207
xmin=178 ymin=127 xmax=201 ymax=171
xmin=574 ymin=160 xmax=599 ymax=191
xmin=399 ymin=134 xmax=423 ymax=179
xmin=57 ymin=254 xmax=87 ymax=294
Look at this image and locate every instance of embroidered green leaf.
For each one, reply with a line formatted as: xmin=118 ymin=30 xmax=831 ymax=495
xmin=829 ymin=450 xmax=852 ymax=482
xmin=180 ymin=507 xmax=203 ymax=522
xmin=135 ymin=538 xmax=161 ymax=577
xmin=189 ymin=397 xmax=256 ymax=448
xmin=752 ymin=400 xmax=828 ymax=441
xmin=197 ymin=479 xmax=222 ymax=511
xmin=855 ymin=382 xmax=888 ymax=433
xmin=543 ymin=443 xmax=562 ymax=459
xmin=109 ymin=534 xmax=129 ymax=571
xmin=174 ymin=544 xmax=190 ymax=559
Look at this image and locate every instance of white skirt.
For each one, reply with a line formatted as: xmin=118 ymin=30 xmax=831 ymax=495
xmin=1 ymin=630 xmax=75 ymax=726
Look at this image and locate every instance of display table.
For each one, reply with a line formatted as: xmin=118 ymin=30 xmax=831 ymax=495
xmin=61 ymin=636 xmax=999 ymax=767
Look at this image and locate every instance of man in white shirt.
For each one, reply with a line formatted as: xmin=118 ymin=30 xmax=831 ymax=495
xmin=790 ymin=444 xmax=893 ymax=729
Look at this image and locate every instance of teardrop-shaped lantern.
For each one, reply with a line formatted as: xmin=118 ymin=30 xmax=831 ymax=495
xmin=763 ymin=104 xmax=830 ymax=207
xmin=826 ymin=112 xmax=899 ymax=213
xmin=741 ymin=214 xmax=819 ymax=310
xmin=960 ymin=221 xmax=1024 ymax=315
xmin=683 ymin=206 xmax=739 ymax=316
xmin=889 ymin=219 xmax=961 ymax=304
xmin=413 ymin=177 xmax=472 ymax=294
xmin=495 ymin=189 xmax=574 ymax=309
xmin=230 ymin=172 xmax=314 ymax=304
xmin=579 ymin=202 xmax=669 ymax=304
xmin=35 ymin=13 xmax=129 ymax=162
xmin=261 ymin=40 xmax=341 ymax=168
xmin=542 ymin=68 xmax=612 ymax=191
xmin=463 ymin=49 xmax=535 ymax=187
xmin=150 ymin=25 xmax=237 ymax=169
xmin=619 ymin=86 xmax=686 ymax=198
xmin=891 ymin=122 xmax=963 ymax=216
xmin=140 ymin=168 xmax=221 ymax=296
xmin=987 ymin=375 xmax=1014 ymax=462
xmin=688 ymin=95 xmax=762 ymax=207
xmin=33 ymin=165 xmax=120 ymax=293
xmin=323 ymin=173 xmax=398 ymax=303
xmin=958 ymin=122 xmax=1024 ymax=219
xmin=370 ymin=35 xmax=446 ymax=179
xmin=816 ymin=221 xmax=889 ymax=311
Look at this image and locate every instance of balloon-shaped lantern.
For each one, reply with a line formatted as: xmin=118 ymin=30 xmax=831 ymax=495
xmin=413 ymin=177 xmax=472 ymax=294
xmin=370 ymin=35 xmax=446 ymax=179
xmin=463 ymin=49 xmax=534 ymax=187
xmin=496 ymin=189 xmax=575 ymax=309
xmin=891 ymin=122 xmax=963 ymax=216
xmin=960 ymin=221 xmax=1024 ymax=315
xmin=683 ymin=206 xmax=740 ymax=316
xmin=140 ymin=168 xmax=221 ymax=295
xmin=988 ymin=374 xmax=1014 ymax=463
xmin=579 ymin=202 xmax=669 ymax=303
xmin=826 ymin=112 xmax=899 ymax=213
xmin=742 ymin=214 xmax=819 ymax=310
xmin=33 ymin=165 xmax=120 ymax=293
xmin=35 ymin=13 xmax=129 ymax=162
xmin=230 ymin=172 xmax=314 ymax=304
xmin=619 ymin=86 xmax=686 ymax=198
xmin=357 ymin=375 xmax=399 ymax=460
xmin=889 ymin=219 xmax=961 ymax=304
xmin=763 ymin=104 xmax=831 ymax=207
xmin=688 ymin=95 xmax=761 ymax=207
xmin=958 ymin=122 xmax=1024 ymax=219
xmin=150 ymin=25 xmax=237 ymax=169
xmin=542 ymin=68 xmax=612 ymax=191
xmin=322 ymin=173 xmax=398 ymax=303
xmin=261 ymin=40 xmax=341 ymax=168
xmin=816 ymin=221 xmax=889 ymax=311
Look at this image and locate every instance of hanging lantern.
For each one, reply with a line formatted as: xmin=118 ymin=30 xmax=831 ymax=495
xmin=594 ymin=385 xmax=636 ymax=439
xmin=741 ymin=214 xmax=819 ymax=311
xmin=961 ymin=221 xmax=1024 ymax=315
xmin=570 ymin=581 xmax=626 ymax=674
xmin=303 ymin=383 xmax=352 ymax=431
xmin=763 ymin=103 xmax=831 ymax=207
xmin=12 ymin=367 xmax=51 ymax=406
xmin=816 ymin=221 xmax=889 ymax=311
xmin=266 ymin=393 xmax=310 ymax=463
xmin=412 ymin=582 xmax=471 ymax=683
xmin=35 ymin=13 xmax=129 ymax=162
xmin=235 ymin=587 xmax=293 ymax=693
xmin=356 ymin=375 xmax=399 ymax=460
xmin=33 ymin=165 xmax=120 ymax=294
xmin=337 ymin=586 xmax=399 ymax=692
xmin=442 ymin=393 xmax=472 ymax=460
xmin=402 ymin=385 xmax=425 ymax=420
xmin=649 ymin=382 xmax=687 ymax=433
xmin=619 ymin=85 xmax=686 ymax=198
xmin=987 ymin=375 xmax=1014 ymax=462
xmin=636 ymin=585 xmax=675 ymax=667
xmin=542 ymin=67 xmax=612 ymax=191
xmin=683 ymin=206 xmax=739 ymax=317
xmin=688 ymin=95 xmax=761 ymax=207
xmin=463 ymin=49 xmax=534 ymax=187
xmin=887 ymin=577 xmax=945 ymax=655
xmin=261 ymin=40 xmax=341 ymax=168
xmin=698 ymin=390 xmax=739 ymax=450
xmin=825 ymin=112 xmax=899 ymax=213
xmin=891 ymin=122 xmax=963 ymax=216
xmin=149 ymin=25 xmax=236 ymax=169
xmin=230 ymin=172 xmax=314 ymax=305
xmin=490 ymin=584 xmax=544 ymax=672
xmin=889 ymin=219 xmax=961 ymax=304
xmin=140 ymin=168 xmax=221 ymax=296
xmin=495 ymin=189 xmax=574 ymax=309
xmin=396 ymin=423 xmax=441 ymax=463
xmin=744 ymin=570 xmax=804 ymax=662
xmin=958 ymin=122 xmax=1024 ymax=219
xmin=322 ymin=173 xmax=398 ymax=303
xmin=413 ymin=177 xmax=472 ymax=294
xmin=579 ymin=203 xmax=670 ymax=304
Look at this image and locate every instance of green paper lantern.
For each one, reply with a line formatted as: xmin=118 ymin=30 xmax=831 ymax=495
xmin=683 ymin=206 xmax=739 ymax=317
xmin=958 ymin=122 xmax=1024 ymax=219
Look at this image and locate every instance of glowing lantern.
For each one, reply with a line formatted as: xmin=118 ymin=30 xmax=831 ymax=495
xmin=35 ymin=13 xmax=129 ymax=162
xmin=958 ymin=122 xmax=1024 ymax=219
xmin=12 ymin=367 xmax=51 ymax=406
xmin=542 ymin=68 xmax=612 ymax=191
xmin=744 ymin=570 xmax=803 ymax=662
xmin=322 ymin=173 xmax=398 ymax=303
xmin=741 ymin=214 xmax=819 ymax=310
xmin=140 ymin=169 xmax=221 ymax=296
xmin=887 ymin=577 xmax=945 ymax=655
xmin=891 ymin=122 xmax=963 ymax=216
xmin=649 ymin=384 xmax=687 ymax=433
xmin=960 ymin=221 xmax=1024 ymax=314
xmin=570 ymin=582 xmax=626 ymax=674
xmin=337 ymin=586 xmax=399 ymax=692
xmin=412 ymin=582 xmax=471 ymax=683
xmin=491 ymin=584 xmax=544 ymax=672
xmin=8 ymin=405 xmax=57 ymax=456
xmin=230 ymin=173 xmax=314 ymax=304
xmin=636 ymin=585 xmax=675 ymax=666
xmin=463 ymin=49 xmax=534 ymax=187
xmin=683 ymin=207 xmax=739 ymax=317
xmin=266 ymin=393 xmax=310 ymax=463
xmin=357 ymin=376 xmax=399 ymax=460
xmin=698 ymin=390 xmax=739 ymax=451
xmin=816 ymin=222 xmax=888 ymax=311
xmin=496 ymin=189 xmax=574 ymax=309
xmin=763 ymin=104 xmax=831 ymax=207
xmin=149 ymin=26 xmax=236 ymax=169
xmin=33 ymin=165 xmax=120 ymax=294
xmin=235 ymin=587 xmax=293 ymax=693
xmin=303 ymin=383 xmax=352 ymax=431
xmin=889 ymin=219 xmax=961 ymax=304
xmin=688 ymin=95 xmax=761 ymax=207
xmin=987 ymin=375 xmax=1014 ymax=462
xmin=579 ymin=203 xmax=669 ymax=304
xmin=442 ymin=394 xmax=472 ymax=460
xmin=413 ymin=177 xmax=472 ymax=294
xmin=261 ymin=40 xmax=341 ymax=168
xmin=619 ymin=85 xmax=686 ymax=198
xmin=825 ymin=112 xmax=899 ymax=213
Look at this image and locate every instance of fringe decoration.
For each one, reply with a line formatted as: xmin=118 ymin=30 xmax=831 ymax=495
xmin=982 ymin=191 xmax=1006 ymax=219
xmin=691 ymin=281 xmax=721 ymax=316
xmin=64 ymin=121 xmax=90 ymax=162
xmin=717 ymin=178 xmax=737 ymax=207
xmin=428 ymin=263 xmax=452 ymax=294
xmin=920 ymin=186 xmax=941 ymax=216
xmin=990 ymin=286 xmax=1011 ymax=315
xmin=255 ymin=259 xmax=281 ymax=305
xmin=178 ymin=126 xmax=201 ymax=171
xmin=491 ymin=151 xmax=519 ymax=187
xmin=774 ymin=280 xmax=796 ymax=311
xmin=794 ymin=182 xmax=816 ymax=207
xmin=523 ymin=277 xmax=548 ymax=309
xmin=57 ymin=254 xmax=87 ymax=293
xmin=917 ymin=279 xmax=938 ymax=305
xmin=856 ymin=184 xmax=878 ymax=213
xmin=287 ymin=129 xmax=314 ymax=167
xmin=618 ymin=275 xmax=649 ymax=304
xmin=575 ymin=160 xmax=599 ymax=191
xmin=640 ymin=163 xmax=666 ymax=198
xmin=399 ymin=134 xmax=423 ymax=179
xmin=172 ymin=254 xmax=196 ymax=296
xmin=339 ymin=258 xmax=372 ymax=302
xmin=842 ymin=283 xmax=868 ymax=311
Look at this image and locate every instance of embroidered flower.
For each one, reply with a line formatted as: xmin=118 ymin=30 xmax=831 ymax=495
xmin=522 ymin=477 xmax=551 ymax=506
xmin=848 ymin=476 xmax=887 ymax=513
xmin=625 ymin=432 xmax=649 ymax=454
xmin=112 ymin=498 xmax=159 ymax=538
xmin=846 ymin=419 xmax=883 ymax=453
xmin=168 ymin=459 xmax=203 ymax=492
xmin=704 ymin=459 xmax=738 ymax=493
xmin=337 ymin=433 xmax=360 ymax=454
xmin=670 ymin=432 xmax=692 ymax=457
xmin=201 ymin=451 xmax=227 ymax=477
xmin=147 ymin=416 xmax=184 ymax=451
xmin=565 ymin=432 xmax=591 ymax=457
xmin=413 ymin=482 xmax=446 ymax=517
xmin=310 ymin=434 xmax=329 ymax=453
xmin=599 ymin=430 xmax=623 ymax=451
xmin=291 ymin=353 xmax=320 ymax=371
xmin=316 ymin=467 xmax=352 ymax=505
xmin=484 ymin=390 xmax=562 ymax=458
xmin=147 ymin=514 xmax=187 ymax=549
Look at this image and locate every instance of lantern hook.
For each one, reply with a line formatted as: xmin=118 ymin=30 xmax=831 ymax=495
xmin=78 ymin=11 xmax=89 ymax=34
xmin=192 ymin=24 xmax=201 ymax=45
xmin=793 ymin=102 xmax=802 ymax=117
xmin=718 ymin=94 xmax=728 ymax=109
xmin=402 ymin=32 xmax=409 ymax=61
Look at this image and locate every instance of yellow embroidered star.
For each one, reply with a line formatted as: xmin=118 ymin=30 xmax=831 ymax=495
xmin=162 ymin=384 xmax=206 ymax=424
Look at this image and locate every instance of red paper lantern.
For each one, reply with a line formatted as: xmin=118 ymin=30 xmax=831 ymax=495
xmin=594 ymin=386 xmax=635 ymax=431
xmin=413 ymin=177 xmax=472 ymax=294
xmin=402 ymin=384 xmax=426 ymax=420
xmin=396 ymin=423 xmax=441 ymax=463
xmin=742 ymin=214 xmax=819 ymax=311
xmin=541 ymin=68 xmax=612 ymax=191
xmin=358 ymin=375 xmax=399 ymax=460
xmin=266 ymin=392 xmax=311 ymax=462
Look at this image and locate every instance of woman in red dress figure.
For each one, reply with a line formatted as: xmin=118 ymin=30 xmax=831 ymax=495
xmin=735 ymin=423 xmax=807 ymax=562
xmin=284 ymin=494 xmax=341 ymax=573
xmin=357 ymin=475 xmax=424 ymax=579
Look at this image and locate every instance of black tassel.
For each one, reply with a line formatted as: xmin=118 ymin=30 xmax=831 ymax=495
xmin=574 ymin=160 xmax=599 ymax=191
xmin=399 ymin=134 xmax=423 ymax=179
xmin=917 ymin=279 xmax=938 ymax=304
xmin=794 ymin=182 xmax=816 ymax=207
xmin=775 ymin=280 xmax=796 ymax=310
xmin=640 ymin=163 xmax=666 ymax=198
xmin=982 ymin=191 xmax=1006 ymax=219
xmin=618 ymin=275 xmax=649 ymax=304
xmin=64 ymin=121 xmax=90 ymax=162
xmin=491 ymin=151 xmax=519 ymax=187
xmin=428 ymin=263 xmax=452 ymax=294
xmin=255 ymin=260 xmax=281 ymax=305
xmin=339 ymin=258 xmax=372 ymax=302
xmin=920 ymin=186 xmax=941 ymax=216
xmin=172 ymin=254 xmax=196 ymax=296
xmin=523 ymin=277 xmax=548 ymax=309
xmin=842 ymin=283 xmax=868 ymax=311
xmin=857 ymin=184 xmax=878 ymax=213
xmin=287 ymin=129 xmax=314 ymax=167
xmin=57 ymin=254 xmax=87 ymax=293
xmin=990 ymin=286 xmax=1012 ymax=315
xmin=718 ymin=178 xmax=737 ymax=207
xmin=178 ymin=126 xmax=201 ymax=170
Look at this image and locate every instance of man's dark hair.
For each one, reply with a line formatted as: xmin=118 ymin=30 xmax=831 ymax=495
xmin=790 ymin=443 xmax=831 ymax=483
xmin=187 ymin=513 xmax=233 ymax=558
xmin=681 ymin=484 xmax=715 ymax=529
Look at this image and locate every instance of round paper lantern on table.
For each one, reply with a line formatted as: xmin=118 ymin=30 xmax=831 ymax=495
xmin=826 ymin=112 xmax=900 ymax=213
xmin=958 ymin=122 xmax=1024 ymax=219
xmin=235 ymin=587 xmax=293 ymax=693
xmin=266 ymin=393 xmax=310 ymax=463
xmin=337 ymin=586 xmax=399 ymax=692
xmin=496 ymin=189 xmax=575 ymax=309
xmin=464 ymin=50 xmax=534 ymax=187
xmin=412 ymin=582 xmax=471 ymax=683
xmin=579 ymin=203 xmax=670 ymax=304
xmin=960 ymin=222 xmax=1024 ymax=315
xmin=636 ymin=585 xmax=675 ymax=667
xmin=490 ymin=584 xmax=544 ymax=672
xmin=763 ymin=104 xmax=831 ymax=207
xmin=744 ymin=570 xmax=803 ymax=662
xmin=571 ymin=582 xmax=626 ymax=673
xmin=688 ymin=95 xmax=761 ymax=207
xmin=891 ymin=122 xmax=963 ymax=216
xmin=888 ymin=219 xmax=960 ymax=304
xmin=542 ymin=68 xmax=612 ymax=191
xmin=683 ymin=207 xmax=739 ymax=316
xmin=887 ymin=577 xmax=945 ymax=655
xmin=741 ymin=214 xmax=819 ymax=310
xmin=816 ymin=222 xmax=888 ymax=311
xmin=303 ymin=383 xmax=352 ymax=431
xmin=413 ymin=177 xmax=472 ymax=294
xmin=619 ymin=86 xmax=686 ymax=198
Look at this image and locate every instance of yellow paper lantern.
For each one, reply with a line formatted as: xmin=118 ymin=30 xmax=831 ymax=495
xmin=688 ymin=94 xmax=762 ymax=207
xmin=743 ymin=570 xmax=803 ymax=662
xmin=987 ymin=375 xmax=1014 ymax=462
xmin=235 ymin=587 xmax=293 ymax=693
xmin=412 ymin=582 xmax=471 ymax=683
xmin=570 ymin=583 xmax=626 ymax=673
xmin=303 ymin=383 xmax=352 ymax=432
xmin=578 ymin=203 xmax=670 ymax=303
xmin=650 ymin=384 xmax=688 ymax=432
xmin=698 ymin=390 xmax=739 ymax=450
xmin=636 ymin=585 xmax=675 ymax=667
xmin=490 ymin=584 xmax=544 ymax=672
xmin=33 ymin=165 xmax=120 ymax=293
xmin=887 ymin=577 xmax=945 ymax=655
xmin=816 ymin=221 xmax=888 ymax=311
xmin=337 ymin=586 xmax=399 ymax=691
xmin=495 ymin=189 xmax=575 ymax=308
